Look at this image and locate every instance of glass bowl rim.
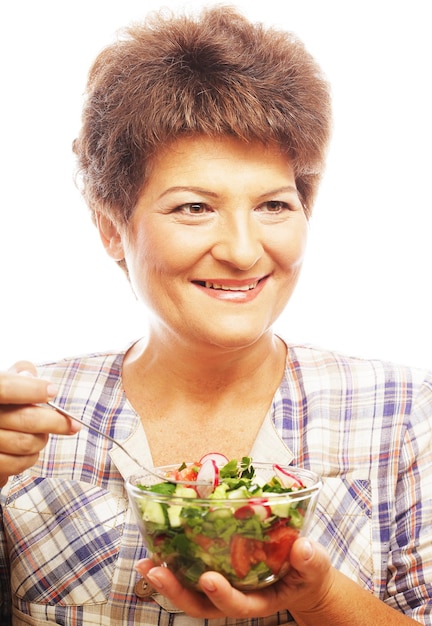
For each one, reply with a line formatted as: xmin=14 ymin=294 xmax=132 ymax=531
xmin=126 ymin=462 xmax=322 ymax=503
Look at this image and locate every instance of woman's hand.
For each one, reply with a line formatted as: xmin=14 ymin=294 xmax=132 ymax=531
xmin=135 ymin=538 xmax=336 ymax=620
xmin=0 ymin=361 xmax=80 ymax=487
xmin=136 ymin=539 xmax=418 ymax=625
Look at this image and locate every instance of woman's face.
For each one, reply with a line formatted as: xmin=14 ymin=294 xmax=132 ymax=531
xmin=107 ymin=135 xmax=308 ymax=350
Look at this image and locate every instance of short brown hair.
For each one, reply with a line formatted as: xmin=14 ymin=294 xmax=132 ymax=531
xmin=74 ymin=5 xmax=332 ymax=225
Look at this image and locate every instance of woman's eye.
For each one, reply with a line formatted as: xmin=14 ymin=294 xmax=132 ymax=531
xmin=175 ymin=202 xmax=211 ymax=215
xmin=257 ymin=200 xmax=291 ymax=213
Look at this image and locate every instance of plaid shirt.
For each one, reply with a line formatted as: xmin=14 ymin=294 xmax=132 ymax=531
xmin=1 ymin=343 xmax=431 ymax=625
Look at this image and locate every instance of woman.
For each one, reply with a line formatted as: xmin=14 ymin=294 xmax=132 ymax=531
xmin=0 ymin=6 xmax=430 ymax=625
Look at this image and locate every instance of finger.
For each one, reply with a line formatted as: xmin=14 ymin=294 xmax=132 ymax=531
xmin=0 ymin=404 xmax=80 ymax=436
xmin=0 ymin=449 xmax=43 ymax=477
xmin=288 ymin=538 xmax=331 ymax=583
xmin=135 ymin=561 xmax=225 ymax=619
xmin=0 ymin=371 xmax=57 ymax=404
xmin=0 ymin=428 xmax=48 ymax=455
xmin=198 ymin=572 xmax=282 ymax=618
xmin=275 ymin=539 xmax=338 ymax=619
xmin=134 ymin=558 xmax=164 ymax=599
xmin=136 ymin=561 xmax=284 ymax=619
xmin=9 ymin=360 xmax=38 ymax=376
xmin=195 ymin=541 xmax=332 ymax=618
xmin=135 ymin=558 xmax=157 ymax=577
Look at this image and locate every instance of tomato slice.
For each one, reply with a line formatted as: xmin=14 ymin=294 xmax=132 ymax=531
xmin=230 ymin=535 xmax=254 ymax=578
xmin=193 ymin=533 xmax=222 ymax=551
xmin=230 ymin=535 xmax=267 ymax=579
xmin=264 ymin=523 xmax=299 ymax=574
xmin=166 ymin=465 xmax=199 ymax=481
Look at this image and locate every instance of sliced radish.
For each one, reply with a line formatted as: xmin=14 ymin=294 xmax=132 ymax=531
xmin=247 ymin=497 xmax=271 ymax=521
xmin=250 ymin=503 xmax=270 ymax=521
xmin=196 ymin=459 xmax=219 ymax=498
xmin=198 ymin=452 xmax=229 ymax=467
xmin=273 ymin=464 xmax=305 ymax=489
xmin=234 ymin=505 xmax=255 ymax=520
xmin=234 ymin=500 xmax=270 ymax=521
xmin=248 ymin=496 xmax=269 ymax=505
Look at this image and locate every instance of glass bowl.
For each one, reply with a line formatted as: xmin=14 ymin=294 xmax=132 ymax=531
xmin=126 ymin=461 xmax=321 ymax=591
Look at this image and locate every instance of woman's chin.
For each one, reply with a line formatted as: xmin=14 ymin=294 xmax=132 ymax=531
xmin=192 ymin=325 xmax=274 ymax=352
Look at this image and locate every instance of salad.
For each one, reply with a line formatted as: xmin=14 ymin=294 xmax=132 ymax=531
xmin=131 ymin=453 xmax=318 ymax=590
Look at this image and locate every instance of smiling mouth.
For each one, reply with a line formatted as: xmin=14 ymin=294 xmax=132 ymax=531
xmin=194 ymin=280 xmax=261 ymax=291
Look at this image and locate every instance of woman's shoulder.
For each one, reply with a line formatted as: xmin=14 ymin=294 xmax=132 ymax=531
xmin=284 ymin=341 xmax=431 ymax=387
xmin=35 ymin=343 xmax=133 ymax=383
xmin=279 ymin=342 xmax=432 ymax=431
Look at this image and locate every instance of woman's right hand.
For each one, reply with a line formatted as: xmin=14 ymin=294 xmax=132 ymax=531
xmin=0 ymin=361 xmax=80 ymax=488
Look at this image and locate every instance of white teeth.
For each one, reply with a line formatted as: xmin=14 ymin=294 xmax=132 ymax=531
xmin=204 ymin=281 xmax=258 ymax=291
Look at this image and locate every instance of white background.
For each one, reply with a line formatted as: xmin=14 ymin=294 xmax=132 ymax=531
xmin=1 ymin=0 xmax=431 ymax=371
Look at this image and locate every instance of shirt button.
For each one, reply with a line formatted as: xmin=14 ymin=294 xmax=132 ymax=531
xmin=134 ymin=578 xmax=156 ymax=599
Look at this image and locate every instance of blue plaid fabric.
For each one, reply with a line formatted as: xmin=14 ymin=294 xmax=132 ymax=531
xmin=1 ymin=343 xmax=431 ymax=625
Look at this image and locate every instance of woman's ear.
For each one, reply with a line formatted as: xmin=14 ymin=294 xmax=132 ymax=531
xmin=95 ymin=212 xmax=125 ymax=261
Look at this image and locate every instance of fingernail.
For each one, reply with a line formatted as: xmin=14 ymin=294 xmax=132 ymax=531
xmin=69 ymin=420 xmax=82 ymax=434
xmin=146 ymin=570 xmax=164 ymax=590
xmin=302 ymin=540 xmax=313 ymax=561
xmin=134 ymin=558 xmax=152 ymax=572
xmin=200 ymin=576 xmax=217 ymax=592
xmin=47 ymin=384 xmax=58 ymax=398
xmin=18 ymin=370 xmax=35 ymax=378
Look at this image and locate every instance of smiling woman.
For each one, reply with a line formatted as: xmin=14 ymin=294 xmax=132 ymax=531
xmin=1 ymin=1 xmax=431 ymax=369
xmin=0 ymin=3 xmax=431 ymax=626
xmin=97 ymin=136 xmax=307 ymax=353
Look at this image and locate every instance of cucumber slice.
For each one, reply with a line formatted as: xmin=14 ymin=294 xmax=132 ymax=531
xmin=269 ymin=502 xmax=292 ymax=518
xmin=142 ymin=501 xmax=167 ymax=525
xmin=174 ymin=485 xmax=198 ymax=499
xmin=227 ymin=486 xmax=250 ymax=500
xmin=206 ymin=507 xmax=233 ymax=521
xmin=265 ymin=493 xmax=292 ymax=518
xmin=167 ymin=504 xmax=183 ymax=527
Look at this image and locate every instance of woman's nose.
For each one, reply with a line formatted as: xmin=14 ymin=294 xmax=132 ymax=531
xmin=211 ymin=214 xmax=264 ymax=270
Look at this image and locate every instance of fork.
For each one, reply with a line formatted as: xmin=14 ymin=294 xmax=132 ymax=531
xmin=46 ymin=400 xmax=206 ymax=484
xmin=46 ymin=400 xmax=145 ymax=470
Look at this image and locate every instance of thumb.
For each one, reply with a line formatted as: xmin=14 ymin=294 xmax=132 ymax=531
xmin=2 ymin=361 xmax=57 ymax=403
xmin=289 ymin=537 xmax=332 ymax=583
xmin=9 ymin=360 xmax=38 ymax=377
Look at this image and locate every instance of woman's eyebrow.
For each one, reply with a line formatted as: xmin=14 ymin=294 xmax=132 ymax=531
xmin=158 ymin=186 xmax=219 ymax=200
xmin=257 ymin=185 xmax=298 ymax=199
xmin=158 ymin=185 xmax=298 ymax=200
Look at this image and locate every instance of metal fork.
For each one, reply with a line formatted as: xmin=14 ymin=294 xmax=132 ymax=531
xmin=46 ymin=401 xmax=206 ymax=484
xmin=46 ymin=400 xmax=146 ymax=470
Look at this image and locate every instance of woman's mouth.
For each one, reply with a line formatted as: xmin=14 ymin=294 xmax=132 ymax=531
xmin=192 ymin=277 xmax=267 ymax=301
xmin=201 ymin=280 xmax=259 ymax=291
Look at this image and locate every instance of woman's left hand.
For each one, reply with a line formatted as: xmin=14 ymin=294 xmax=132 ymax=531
xmin=135 ymin=537 xmax=336 ymax=620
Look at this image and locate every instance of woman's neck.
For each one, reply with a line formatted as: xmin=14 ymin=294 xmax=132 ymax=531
xmin=121 ymin=331 xmax=288 ymax=465
xmin=123 ymin=330 xmax=286 ymax=400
